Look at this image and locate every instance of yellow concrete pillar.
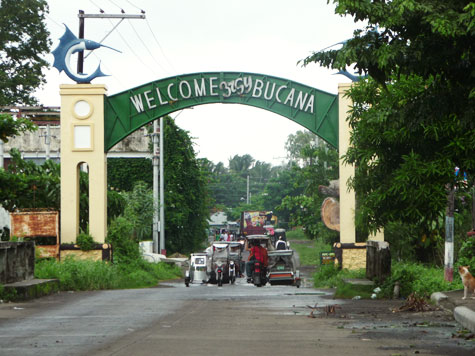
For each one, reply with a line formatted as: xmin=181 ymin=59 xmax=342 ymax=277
xmin=338 ymin=83 xmax=356 ymax=243
xmin=60 ymin=84 xmax=107 ymax=243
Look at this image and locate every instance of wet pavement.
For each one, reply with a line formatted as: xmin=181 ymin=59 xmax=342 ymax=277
xmin=0 ymin=275 xmax=474 ymax=356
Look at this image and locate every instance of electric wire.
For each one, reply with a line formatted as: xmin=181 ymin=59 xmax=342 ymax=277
xmin=122 ymin=0 xmax=177 ymax=73
xmin=91 ymin=51 xmax=126 ymax=87
xmin=127 ymin=19 xmax=169 ymax=74
xmin=45 ymin=14 xmax=63 ymax=29
xmin=107 ymin=0 xmax=124 ymax=12
xmin=144 ymin=18 xmax=177 ymax=73
xmin=107 ymin=18 xmax=161 ymax=77
xmin=89 ymin=0 xmax=105 ymax=13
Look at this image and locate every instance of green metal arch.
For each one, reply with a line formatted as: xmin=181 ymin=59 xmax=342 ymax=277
xmin=104 ymin=71 xmax=338 ymax=152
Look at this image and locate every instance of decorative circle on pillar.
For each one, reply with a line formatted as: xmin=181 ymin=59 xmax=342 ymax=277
xmin=73 ymin=99 xmax=93 ymax=119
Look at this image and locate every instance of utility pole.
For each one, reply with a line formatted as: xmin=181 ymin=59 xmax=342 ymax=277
xmin=445 ymin=185 xmax=455 ymax=282
xmin=39 ymin=125 xmax=53 ymax=161
xmin=152 ymin=120 xmax=159 ymax=254
xmin=159 ymin=116 xmax=165 ymax=255
xmin=246 ymin=175 xmax=250 ymax=204
xmin=76 ymin=10 xmax=145 ymax=75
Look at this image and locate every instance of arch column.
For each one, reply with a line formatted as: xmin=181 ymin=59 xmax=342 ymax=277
xmin=338 ymin=83 xmax=356 ymax=243
xmin=338 ymin=83 xmax=384 ymax=243
xmin=60 ymin=84 xmax=108 ymax=243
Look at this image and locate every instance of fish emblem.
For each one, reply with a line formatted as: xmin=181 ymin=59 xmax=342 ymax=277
xmin=52 ymin=25 xmax=120 ymax=83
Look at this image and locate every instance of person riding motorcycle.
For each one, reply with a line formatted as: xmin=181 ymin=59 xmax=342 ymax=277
xmin=245 ymin=239 xmax=268 ymax=283
xmin=275 ymin=236 xmax=286 ymax=250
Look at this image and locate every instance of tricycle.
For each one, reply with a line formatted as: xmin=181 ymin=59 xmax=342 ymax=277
xmin=245 ymin=235 xmax=273 ymax=287
xmin=267 ymin=249 xmax=301 ymax=287
xmin=185 ymin=253 xmax=209 ymax=287
xmin=209 ymin=242 xmax=231 ymax=286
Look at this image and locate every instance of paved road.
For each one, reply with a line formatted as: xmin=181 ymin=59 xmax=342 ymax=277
xmin=1 ymin=276 xmax=474 ymax=356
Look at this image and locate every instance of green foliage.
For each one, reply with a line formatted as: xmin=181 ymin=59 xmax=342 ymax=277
xmin=0 ymin=148 xmax=60 ymax=210
xmin=286 ymin=228 xmax=308 ymax=240
xmin=34 ymin=258 xmax=181 ymax=291
xmin=0 ymin=283 xmax=17 ymax=301
xmin=106 ymin=216 xmax=140 ymax=264
xmin=0 ymin=150 xmax=125 ymax=230
xmin=0 ymin=114 xmax=37 ymax=142
xmin=379 ymin=262 xmax=463 ymax=299
xmin=278 ymin=137 xmax=339 ymax=240
xmin=0 ymin=0 xmax=51 ymax=106
xmin=313 ymin=265 xmax=366 ymax=289
xmin=291 ymin=239 xmax=332 ymax=266
xmin=163 ymin=116 xmax=211 ymax=254
xmin=107 ymin=158 xmax=152 ymax=191
xmin=301 ymin=0 xmax=475 ymax=233
xmin=76 ymin=232 xmax=96 ymax=251
xmin=123 ymin=181 xmax=154 ymax=241
xmin=458 ymin=237 xmax=475 ymax=267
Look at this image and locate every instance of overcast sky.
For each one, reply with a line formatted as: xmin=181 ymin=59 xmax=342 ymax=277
xmin=36 ymin=0 xmax=362 ymax=166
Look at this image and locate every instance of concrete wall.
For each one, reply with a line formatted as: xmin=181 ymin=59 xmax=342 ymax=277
xmin=0 ymin=242 xmax=35 ymax=284
xmin=3 ymin=125 xmax=151 ymax=160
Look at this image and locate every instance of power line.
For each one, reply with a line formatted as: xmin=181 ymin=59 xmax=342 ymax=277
xmin=145 ymin=18 xmax=177 ymax=73
xmin=127 ymin=19 xmax=168 ymax=74
xmin=45 ymin=14 xmax=63 ymax=29
xmin=107 ymin=0 xmax=125 ymax=12
xmin=108 ymin=19 xmax=161 ymax=77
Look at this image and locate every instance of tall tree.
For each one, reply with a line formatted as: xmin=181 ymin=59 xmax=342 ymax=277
xmin=302 ymin=0 xmax=475 ymax=232
xmin=228 ymin=154 xmax=255 ymax=177
xmin=163 ymin=116 xmax=211 ymax=254
xmin=279 ymin=136 xmax=339 ymax=240
xmin=0 ymin=0 xmax=51 ymax=106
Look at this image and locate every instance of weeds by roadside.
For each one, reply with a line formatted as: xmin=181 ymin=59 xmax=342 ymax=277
xmin=312 ymin=261 xmax=465 ymax=299
xmin=34 ymin=258 xmax=181 ymax=291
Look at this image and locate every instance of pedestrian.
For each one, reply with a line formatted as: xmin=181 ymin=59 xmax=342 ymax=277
xmin=221 ymin=230 xmax=228 ymax=241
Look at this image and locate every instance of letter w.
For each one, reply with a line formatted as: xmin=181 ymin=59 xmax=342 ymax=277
xmin=130 ymin=94 xmax=145 ymax=113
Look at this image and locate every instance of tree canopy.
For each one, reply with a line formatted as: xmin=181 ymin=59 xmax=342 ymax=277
xmin=163 ymin=116 xmax=211 ymax=254
xmin=302 ymin=0 xmax=475 ymax=231
xmin=0 ymin=0 xmax=51 ymax=106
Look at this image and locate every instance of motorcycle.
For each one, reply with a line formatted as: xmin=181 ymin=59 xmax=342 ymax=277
xmin=228 ymin=260 xmax=236 ymax=284
xmin=215 ymin=259 xmax=226 ymax=287
xmin=251 ymin=260 xmax=267 ymax=287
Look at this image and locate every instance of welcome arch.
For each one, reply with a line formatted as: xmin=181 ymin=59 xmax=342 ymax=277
xmin=103 ymin=72 xmax=339 ymax=151
xmin=60 ymin=73 xmax=369 ymax=250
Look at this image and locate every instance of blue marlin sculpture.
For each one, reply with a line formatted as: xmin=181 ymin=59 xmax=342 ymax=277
xmin=52 ymin=25 xmax=120 ymax=83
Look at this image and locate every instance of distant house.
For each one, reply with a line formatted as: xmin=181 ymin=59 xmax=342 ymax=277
xmin=209 ymin=211 xmax=228 ymax=233
xmin=208 ymin=211 xmax=239 ymax=235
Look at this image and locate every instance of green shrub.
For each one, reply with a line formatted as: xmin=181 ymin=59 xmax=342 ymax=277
xmin=35 ymin=258 xmax=181 ymax=291
xmin=76 ymin=232 xmax=96 ymax=251
xmin=379 ymin=262 xmax=463 ymax=298
xmin=313 ymin=265 xmax=366 ymax=289
xmin=457 ymin=237 xmax=475 ymax=268
xmin=106 ymin=216 xmax=141 ymax=263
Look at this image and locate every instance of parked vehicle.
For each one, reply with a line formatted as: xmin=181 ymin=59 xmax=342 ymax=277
xmin=267 ymin=249 xmax=301 ymax=287
xmin=185 ymin=253 xmax=209 ymax=287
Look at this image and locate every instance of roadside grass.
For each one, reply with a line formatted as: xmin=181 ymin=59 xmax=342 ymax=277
xmin=283 ymin=218 xmax=467 ymax=298
xmin=286 ymin=228 xmax=309 ymax=240
xmin=313 ymin=262 xmax=465 ymax=299
xmin=287 ymin=227 xmax=332 ymax=266
xmin=291 ymin=239 xmax=332 ymax=266
xmin=379 ymin=262 xmax=463 ymax=299
xmin=34 ymin=258 xmax=182 ymax=291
